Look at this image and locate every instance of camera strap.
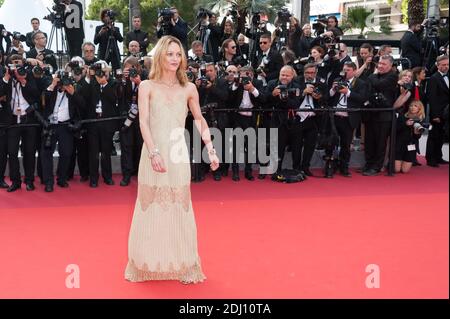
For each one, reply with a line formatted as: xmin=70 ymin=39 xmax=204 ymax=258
xmin=51 ymin=91 xmax=67 ymax=124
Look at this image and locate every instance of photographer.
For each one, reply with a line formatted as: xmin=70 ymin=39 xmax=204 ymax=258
xmin=87 ymin=61 xmax=120 ymax=187
xmin=355 ymin=43 xmax=376 ymax=81
xmin=26 ymin=32 xmax=58 ymax=71
xmin=7 ymin=33 xmax=26 ymax=57
xmin=0 ymin=54 xmax=41 ymax=192
xmin=0 ymin=61 xmax=8 ymax=188
xmin=256 ymin=33 xmax=284 ymax=85
xmin=0 ymin=24 xmax=12 ymax=55
xmin=94 ymin=9 xmax=123 ymax=72
xmin=400 ymin=19 xmax=427 ymax=69
xmin=219 ymin=39 xmax=243 ymax=67
xmin=62 ymin=0 xmax=85 ymax=58
xmin=191 ymin=40 xmax=214 ymax=63
xmin=157 ymin=7 xmax=188 ymax=53
xmin=228 ymin=66 xmax=264 ymax=181
xmin=220 ymin=8 xmax=244 ymax=51
xmin=195 ymin=63 xmax=229 ymax=181
xmin=82 ymin=42 xmax=99 ymax=67
xmin=264 ymin=65 xmax=302 ymax=176
xmin=395 ymin=100 xmax=426 ymax=173
xmin=127 ymin=41 xmax=141 ymax=58
xmin=328 ymin=43 xmax=352 ymax=85
xmin=40 ymin=71 xmax=83 ymax=192
xmin=126 ymin=16 xmax=149 ymax=56
xmin=393 ymin=69 xmax=415 ymax=113
xmin=117 ymin=57 xmax=144 ymax=187
xmin=363 ymin=55 xmax=398 ymax=176
xmin=328 ymin=62 xmax=368 ymax=177
xmin=64 ymin=57 xmax=90 ymax=182
xmin=296 ymin=24 xmax=315 ymax=59
xmin=426 ymin=55 xmax=449 ymax=167
xmin=25 ymin=18 xmax=47 ymax=50
xmin=237 ymin=34 xmax=249 ymax=59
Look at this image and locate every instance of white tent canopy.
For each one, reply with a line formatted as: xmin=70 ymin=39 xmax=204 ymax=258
xmin=0 ymin=0 xmax=123 ymax=56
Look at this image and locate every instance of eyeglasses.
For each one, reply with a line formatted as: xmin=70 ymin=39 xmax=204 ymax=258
xmin=259 ymin=41 xmax=268 ymax=45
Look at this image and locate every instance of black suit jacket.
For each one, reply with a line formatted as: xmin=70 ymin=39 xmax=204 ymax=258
xmin=265 ymin=79 xmax=302 ymax=127
xmin=198 ymin=77 xmax=229 ymax=129
xmin=191 ymin=54 xmax=214 ymax=64
xmin=43 ymin=88 xmax=84 ymax=121
xmin=126 ymin=29 xmax=149 ymax=55
xmin=329 ymin=55 xmax=352 ymax=85
xmin=0 ymin=24 xmax=12 ymax=55
xmin=400 ymin=30 xmax=422 ymax=68
xmin=94 ymin=25 xmax=123 ymax=60
xmin=25 ymin=31 xmax=47 ymax=49
xmin=330 ymin=77 xmax=368 ymax=128
xmin=229 ymin=79 xmax=265 ymax=109
xmin=0 ymin=74 xmax=40 ymax=124
xmin=88 ymin=80 xmax=120 ymax=121
xmin=157 ymin=19 xmax=189 ymax=52
xmin=257 ymin=48 xmax=284 ymax=83
xmin=26 ymin=48 xmax=58 ymax=71
xmin=427 ymin=72 xmax=449 ymax=119
xmin=367 ymin=71 xmax=398 ymax=122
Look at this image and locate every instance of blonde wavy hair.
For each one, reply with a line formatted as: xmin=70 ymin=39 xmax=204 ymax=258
xmin=406 ymin=100 xmax=425 ymax=120
xmin=149 ymin=36 xmax=188 ymax=86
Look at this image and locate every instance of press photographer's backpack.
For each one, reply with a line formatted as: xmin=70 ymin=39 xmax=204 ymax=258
xmin=274 ymin=169 xmax=307 ymax=183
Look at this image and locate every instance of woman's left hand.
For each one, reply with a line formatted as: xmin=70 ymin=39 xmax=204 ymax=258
xmin=209 ymin=154 xmax=220 ymax=171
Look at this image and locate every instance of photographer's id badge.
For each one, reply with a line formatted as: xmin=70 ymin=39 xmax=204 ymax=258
xmin=50 ymin=114 xmax=58 ymax=124
xmin=407 ymin=144 xmax=416 ymax=151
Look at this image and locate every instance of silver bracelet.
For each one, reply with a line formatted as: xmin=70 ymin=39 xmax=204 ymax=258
xmin=149 ymin=148 xmax=160 ymax=159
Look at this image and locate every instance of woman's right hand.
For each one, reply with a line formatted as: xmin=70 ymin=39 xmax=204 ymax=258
xmin=150 ymin=154 xmax=167 ymax=173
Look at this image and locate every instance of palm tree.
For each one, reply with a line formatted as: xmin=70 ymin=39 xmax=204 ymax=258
xmin=408 ymin=0 xmax=425 ymax=25
xmin=341 ymin=6 xmax=374 ymax=38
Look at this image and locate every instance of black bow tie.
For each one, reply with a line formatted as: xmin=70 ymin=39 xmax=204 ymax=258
xmin=443 ymin=73 xmax=448 ymax=78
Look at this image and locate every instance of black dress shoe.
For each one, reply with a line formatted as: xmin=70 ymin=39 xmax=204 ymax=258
xmin=213 ymin=174 xmax=222 ymax=181
xmin=90 ymin=181 xmax=98 ymax=188
xmin=363 ymin=168 xmax=380 ymax=176
xmin=104 ymin=179 xmax=115 ymax=185
xmin=80 ymin=176 xmax=89 ymax=182
xmin=245 ymin=173 xmax=255 ymax=181
xmin=45 ymin=184 xmax=54 ymax=193
xmin=0 ymin=180 xmax=9 ymax=189
xmin=57 ymin=181 xmax=69 ymax=188
xmin=7 ymin=184 xmax=21 ymax=192
xmin=120 ymin=176 xmax=131 ymax=187
xmin=232 ymin=172 xmax=240 ymax=181
xmin=340 ymin=168 xmax=352 ymax=177
xmin=303 ymin=168 xmax=314 ymax=177
xmin=412 ymin=161 xmax=422 ymax=167
xmin=438 ymin=159 xmax=449 ymax=165
xmin=258 ymin=174 xmax=266 ymax=180
xmin=427 ymin=162 xmax=439 ymax=168
xmin=26 ymin=183 xmax=35 ymax=191
xmin=221 ymin=169 xmax=228 ymax=177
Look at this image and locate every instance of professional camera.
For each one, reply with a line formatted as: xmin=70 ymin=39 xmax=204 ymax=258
xmin=32 ymin=65 xmax=53 ymax=77
xmin=277 ymin=8 xmax=292 ymax=24
xmin=412 ymin=120 xmax=430 ymax=133
xmin=278 ymin=84 xmax=299 ymax=101
xmin=56 ymin=70 xmax=75 ymax=86
xmin=336 ymin=79 xmax=349 ymax=91
xmin=229 ymin=3 xmax=239 ymax=20
xmin=370 ymin=92 xmax=389 ymax=108
xmin=12 ymin=32 xmax=27 ymax=42
xmin=105 ymin=9 xmax=117 ymax=21
xmin=90 ymin=63 xmax=105 ymax=77
xmin=128 ymin=67 xmax=139 ymax=78
xmin=197 ymin=8 xmax=213 ymax=20
xmin=123 ymin=105 xmax=139 ymax=130
xmin=241 ymin=76 xmax=251 ymax=86
xmin=252 ymin=12 xmax=261 ymax=26
xmin=186 ymin=71 xmax=196 ymax=82
xmin=305 ymin=81 xmax=322 ymax=95
xmin=312 ymin=15 xmax=328 ymax=36
xmin=67 ymin=61 xmax=83 ymax=76
xmin=44 ymin=0 xmax=67 ymax=28
xmin=158 ymin=8 xmax=174 ymax=22
xmin=401 ymin=82 xmax=414 ymax=91
xmin=425 ymin=17 xmax=441 ymax=37
xmin=7 ymin=63 xmax=28 ymax=77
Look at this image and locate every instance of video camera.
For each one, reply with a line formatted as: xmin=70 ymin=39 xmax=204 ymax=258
xmin=277 ymin=8 xmax=292 ymax=26
xmin=412 ymin=120 xmax=430 ymax=133
xmin=424 ymin=16 xmax=448 ymax=38
xmin=197 ymin=8 xmax=213 ymax=20
xmin=43 ymin=0 xmax=67 ymax=28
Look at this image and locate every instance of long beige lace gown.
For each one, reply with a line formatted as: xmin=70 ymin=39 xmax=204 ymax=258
xmin=125 ymin=81 xmax=206 ymax=283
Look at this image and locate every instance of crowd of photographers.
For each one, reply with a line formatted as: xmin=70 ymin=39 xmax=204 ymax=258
xmin=0 ymin=4 xmax=449 ymax=192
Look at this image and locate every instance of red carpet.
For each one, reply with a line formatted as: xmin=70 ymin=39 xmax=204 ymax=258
xmin=0 ymin=159 xmax=448 ymax=299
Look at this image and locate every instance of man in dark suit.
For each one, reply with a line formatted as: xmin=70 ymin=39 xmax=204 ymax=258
xmin=0 ymin=55 xmax=41 ymax=192
xmin=426 ymin=55 xmax=449 ymax=167
xmin=196 ymin=63 xmax=229 ymax=181
xmin=329 ymin=43 xmax=352 ymax=86
xmin=26 ymin=32 xmax=58 ymax=71
xmin=94 ymin=9 xmax=123 ymax=72
xmin=400 ymin=20 xmax=426 ymax=69
xmin=126 ymin=16 xmax=149 ymax=56
xmin=190 ymin=40 xmax=214 ymax=63
xmin=363 ymin=55 xmax=398 ymax=176
xmin=255 ymin=33 xmax=284 ymax=85
xmin=82 ymin=42 xmax=99 ymax=66
xmin=63 ymin=0 xmax=85 ymax=58
xmin=40 ymin=73 xmax=83 ymax=192
xmin=228 ymin=66 xmax=265 ymax=181
xmin=328 ymin=62 xmax=368 ymax=176
xmin=87 ymin=61 xmax=120 ymax=187
xmin=25 ymin=18 xmax=46 ymax=50
xmin=0 ymin=24 xmax=12 ymax=55
xmin=157 ymin=7 xmax=188 ymax=53
xmin=0 ymin=65 xmax=9 ymax=188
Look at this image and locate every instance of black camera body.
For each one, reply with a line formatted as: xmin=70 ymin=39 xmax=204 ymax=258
xmin=278 ymin=84 xmax=299 ymax=101
xmin=412 ymin=120 xmax=430 ymax=133
xmin=32 ymin=65 xmax=53 ymax=77
xmin=44 ymin=0 xmax=67 ymax=27
xmin=402 ymin=82 xmax=414 ymax=91
xmin=128 ymin=68 xmax=139 ymax=79
xmin=159 ymin=8 xmax=174 ymax=22
xmin=277 ymin=8 xmax=292 ymax=25
xmin=197 ymin=8 xmax=213 ymax=20
xmin=370 ymin=92 xmax=389 ymax=108
xmin=57 ymin=70 xmax=75 ymax=86
xmin=68 ymin=61 xmax=83 ymax=76
xmin=199 ymin=75 xmax=210 ymax=88
xmin=186 ymin=71 xmax=196 ymax=82
xmin=106 ymin=9 xmax=117 ymax=21
xmin=90 ymin=63 xmax=105 ymax=77
xmin=305 ymin=81 xmax=322 ymax=95
xmin=252 ymin=12 xmax=261 ymax=26
xmin=8 ymin=63 xmax=28 ymax=78
xmin=336 ymin=79 xmax=349 ymax=91
xmin=312 ymin=15 xmax=327 ymax=35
